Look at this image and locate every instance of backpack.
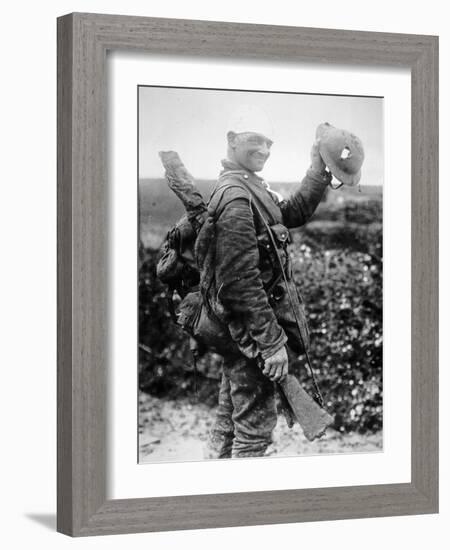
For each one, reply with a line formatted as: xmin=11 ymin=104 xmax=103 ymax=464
xmin=156 ymin=214 xmax=200 ymax=300
xmin=156 ymin=177 xmax=241 ymax=356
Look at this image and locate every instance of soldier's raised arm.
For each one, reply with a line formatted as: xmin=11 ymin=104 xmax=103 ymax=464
xmin=279 ymin=141 xmax=331 ymax=228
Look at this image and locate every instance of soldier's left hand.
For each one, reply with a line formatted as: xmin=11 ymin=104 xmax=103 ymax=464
xmin=310 ymin=139 xmax=326 ymax=174
xmin=262 ymin=346 xmax=289 ymax=382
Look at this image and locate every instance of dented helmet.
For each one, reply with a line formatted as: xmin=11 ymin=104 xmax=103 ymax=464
xmin=316 ymin=123 xmax=365 ymax=186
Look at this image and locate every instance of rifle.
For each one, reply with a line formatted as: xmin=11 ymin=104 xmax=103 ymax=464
xmin=249 ymin=198 xmax=335 ymax=440
xmin=158 ymin=150 xmax=334 ymax=442
xmin=158 ymin=150 xmax=207 ymax=232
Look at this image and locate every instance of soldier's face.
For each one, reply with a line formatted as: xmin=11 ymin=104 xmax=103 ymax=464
xmin=229 ymin=132 xmax=273 ymax=172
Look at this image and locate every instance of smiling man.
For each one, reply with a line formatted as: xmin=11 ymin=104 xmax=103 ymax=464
xmin=204 ymin=108 xmax=332 ymax=459
xmin=228 ymin=131 xmax=273 ymax=172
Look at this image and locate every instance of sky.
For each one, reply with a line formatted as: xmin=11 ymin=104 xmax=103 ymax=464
xmin=139 ymin=86 xmax=383 ymax=185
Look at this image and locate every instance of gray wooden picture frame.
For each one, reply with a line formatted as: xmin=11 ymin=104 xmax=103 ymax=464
xmin=57 ymin=12 xmax=439 ymax=537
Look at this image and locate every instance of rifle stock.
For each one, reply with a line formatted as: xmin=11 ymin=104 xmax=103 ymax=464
xmin=278 ymin=374 xmax=334 ymax=441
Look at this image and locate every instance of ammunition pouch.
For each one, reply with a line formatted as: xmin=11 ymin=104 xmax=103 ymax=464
xmin=270 ymin=223 xmax=291 ymax=246
xmin=175 ymin=291 xmax=238 ymax=356
xmin=256 ymin=223 xmax=310 ymax=354
xmin=257 ymin=223 xmax=293 ymax=289
xmin=268 ymin=280 xmax=310 ymax=354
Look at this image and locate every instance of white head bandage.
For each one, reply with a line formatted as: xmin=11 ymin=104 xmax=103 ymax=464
xmin=228 ymin=104 xmax=275 ymax=141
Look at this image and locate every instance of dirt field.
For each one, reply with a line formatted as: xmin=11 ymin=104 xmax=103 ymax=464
xmin=139 ymin=391 xmax=382 ymax=463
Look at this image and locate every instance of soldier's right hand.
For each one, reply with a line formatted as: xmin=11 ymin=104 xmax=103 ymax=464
xmin=310 ymin=139 xmax=326 ymax=174
xmin=262 ymin=346 xmax=289 ymax=382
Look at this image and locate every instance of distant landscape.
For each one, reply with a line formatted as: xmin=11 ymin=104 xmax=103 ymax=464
xmin=139 ymin=177 xmax=382 ymax=249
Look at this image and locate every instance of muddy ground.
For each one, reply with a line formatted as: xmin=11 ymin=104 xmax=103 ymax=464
xmin=139 ymin=392 xmax=382 ymax=463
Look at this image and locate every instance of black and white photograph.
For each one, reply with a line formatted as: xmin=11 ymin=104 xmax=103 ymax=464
xmin=1 ymin=0 xmax=444 ymax=543
xmin=138 ymin=85 xmax=383 ymax=463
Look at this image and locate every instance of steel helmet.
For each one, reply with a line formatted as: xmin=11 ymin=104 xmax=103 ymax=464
xmin=316 ymin=122 xmax=365 ymax=186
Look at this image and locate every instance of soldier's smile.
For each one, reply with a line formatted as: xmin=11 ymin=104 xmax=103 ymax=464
xmin=249 ymin=152 xmax=269 ymax=169
xmin=232 ymin=132 xmax=273 ymax=172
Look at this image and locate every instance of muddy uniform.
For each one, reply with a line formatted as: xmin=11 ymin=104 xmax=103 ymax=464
xmin=206 ymin=159 xmax=330 ymax=458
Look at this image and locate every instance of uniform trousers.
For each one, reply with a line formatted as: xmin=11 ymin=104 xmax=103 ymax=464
xmin=207 ymin=352 xmax=277 ymax=458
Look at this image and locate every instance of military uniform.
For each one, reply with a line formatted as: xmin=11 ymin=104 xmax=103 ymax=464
xmin=205 ymin=159 xmax=330 ymax=458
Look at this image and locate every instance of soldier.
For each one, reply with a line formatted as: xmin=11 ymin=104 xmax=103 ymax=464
xmin=205 ymin=108 xmax=332 ymax=459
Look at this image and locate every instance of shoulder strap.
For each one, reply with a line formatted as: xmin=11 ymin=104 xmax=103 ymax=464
xmin=213 ymin=172 xmax=277 ymax=226
xmin=246 ymin=185 xmax=277 ymax=226
xmin=209 ymin=183 xmax=250 ymax=219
